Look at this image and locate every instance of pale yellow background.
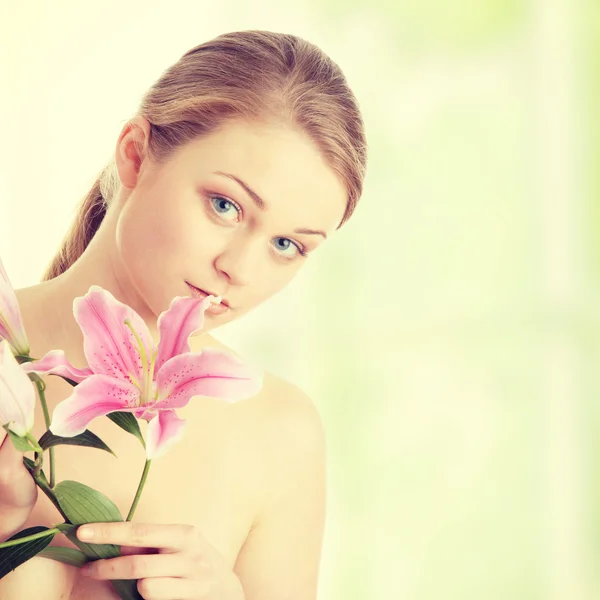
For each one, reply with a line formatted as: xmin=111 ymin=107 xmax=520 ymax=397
xmin=1 ymin=1 xmax=599 ymax=599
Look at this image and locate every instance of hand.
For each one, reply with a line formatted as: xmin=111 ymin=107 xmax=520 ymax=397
xmin=0 ymin=429 xmax=38 ymax=541
xmin=77 ymin=522 xmax=245 ymax=600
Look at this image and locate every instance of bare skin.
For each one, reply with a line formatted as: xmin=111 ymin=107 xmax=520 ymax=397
xmin=0 ymin=317 xmax=261 ymax=599
xmin=0 ymin=116 xmax=346 ymax=599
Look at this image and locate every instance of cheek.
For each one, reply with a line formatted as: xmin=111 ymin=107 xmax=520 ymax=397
xmin=147 ymin=201 xmax=192 ymax=253
xmin=116 ymin=197 xmax=188 ymax=281
xmin=139 ymin=201 xmax=218 ymax=262
xmin=251 ymin=263 xmax=303 ymax=304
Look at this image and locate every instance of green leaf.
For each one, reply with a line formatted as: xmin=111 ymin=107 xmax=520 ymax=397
xmin=4 ymin=428 xmax=33 ymax=453
xmin=54 ymin=481 xmax=123 ymax=560
xmin=39 ymin=430 xmax=116 ymax=456
xmin=37 ymin=546 xmax=88 ymax=567
xmin=15 ymin=354 xmax=39 ymax=364
xmin=15 ymin=354 xmax=34 ymax=364
xmin=0 ymin=526 xmax=55 ymax=579
xmin=111 ymin=579 xmax=144 ymax=600
xmin=54 ymin=480 xmax=123 ymax=525
xmin=107 ymin=412 xmax=145 ymax=448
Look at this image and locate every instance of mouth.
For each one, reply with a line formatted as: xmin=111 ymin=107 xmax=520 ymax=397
xmin=185 ymin=282 xmax=231 ymax=314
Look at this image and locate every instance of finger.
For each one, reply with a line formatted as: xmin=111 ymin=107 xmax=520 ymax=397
xmin=77 ymin=522 xmax=199 ymax=551
xmin=81 ymin=553 xmax=198 ymax=580
xmin=137 ymin=577 xmax=198 ymax=600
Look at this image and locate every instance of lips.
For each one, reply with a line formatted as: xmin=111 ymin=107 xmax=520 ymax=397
xmin=185 ymin=282 xmax=230 ymax=308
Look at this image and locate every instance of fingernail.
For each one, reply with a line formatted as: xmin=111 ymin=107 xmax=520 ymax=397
xmin=78 ymin=526 xmax=94 ymax=540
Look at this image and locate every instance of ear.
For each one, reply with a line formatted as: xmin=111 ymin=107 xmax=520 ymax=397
xmin=114 ymin=115 xmax=151 ymax=190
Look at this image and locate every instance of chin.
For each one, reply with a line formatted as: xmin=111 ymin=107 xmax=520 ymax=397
xmin=136 ymin=286 xmax=181 ymax=325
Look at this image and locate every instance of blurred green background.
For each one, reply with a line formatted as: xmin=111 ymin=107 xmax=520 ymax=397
xmin=1 ymin=1 xmax=599 ymax=598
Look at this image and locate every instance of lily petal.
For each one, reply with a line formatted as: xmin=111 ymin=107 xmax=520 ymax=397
xmin=145 ymin=410 xmax=186 ymax=460
xmin=73 ymin=286 xmax=154 ymax=386
xmin=154 ymin=296 xmax=213 ymax=372
xmin=0 ymin=339 xmax=34 ymax=436
xmin=50 ymin=373 xmax=140 ymax=437
xmin=155 ymin=348 xmax=263 ymax=409
xmin=21 ymin=349 xmax=94 ymax=384
xmin=136 ymin=408 xmax=157 ymax=421
xmin=0 ymin=257 xmax=30 ymax=356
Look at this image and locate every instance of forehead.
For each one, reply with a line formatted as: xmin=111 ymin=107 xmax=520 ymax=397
xmin=173 ymin=119 xmax=348 ymax=231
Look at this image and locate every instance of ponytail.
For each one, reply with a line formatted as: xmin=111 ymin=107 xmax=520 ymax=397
xmin=41 ymin=162 xmax=116 ymax=281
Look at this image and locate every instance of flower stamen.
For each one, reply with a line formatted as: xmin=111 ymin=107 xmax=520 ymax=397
xmin=124 ymin=318 xmax=155 ymax=405
xmin=124 ymin=319 xmax=147 ymax=373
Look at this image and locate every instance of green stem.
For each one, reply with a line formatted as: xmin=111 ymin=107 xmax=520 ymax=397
xmin=126 ymin=460 xmax=152 ymax=521
xmin=32 ymin=375 xmax=55 ymax=487
xmin=32 ymin=450 xmax=43 ymax=477
xmin=33 ymin=472 xmax=70 ymax=523
xmin=25 ymin=432 xmax=42 ymax=455
xmin=0 ymin=527 xmax=61 ymax=549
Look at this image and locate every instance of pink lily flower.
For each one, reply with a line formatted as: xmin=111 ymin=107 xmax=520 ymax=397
xmin=0 ymin=339 xmax=35 ymax=437
xmin=0 ymin=257 xmax=30 ymax=357
xmin=24 ymin=286 xmax=263 ymax=459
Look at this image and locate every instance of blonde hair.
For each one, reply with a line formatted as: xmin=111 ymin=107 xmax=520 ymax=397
xmin=42 ymin=30 xmax=368 ymax=281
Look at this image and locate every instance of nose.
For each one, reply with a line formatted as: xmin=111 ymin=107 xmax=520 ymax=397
xmin=214 ymin=235 xmax=261 ymax=287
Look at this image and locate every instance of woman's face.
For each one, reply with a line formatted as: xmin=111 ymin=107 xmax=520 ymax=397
xmin=113 ymin=117 xmax=348 ymax=332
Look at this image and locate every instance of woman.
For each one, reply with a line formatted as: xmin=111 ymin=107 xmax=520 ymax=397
xmin=0 ymin=29 xmax=367 ymax=599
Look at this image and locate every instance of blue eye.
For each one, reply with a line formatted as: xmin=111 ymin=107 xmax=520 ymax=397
xmin=210 ymin=196 xmax=241 ymax=221
xmin=272 ymin=237 xmax=306 ymax=258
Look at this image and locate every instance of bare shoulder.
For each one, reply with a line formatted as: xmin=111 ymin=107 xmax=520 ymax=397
xmin=241 ymin=361 xmax=327 ymax=479
xmin=181 ymin=335 xmax=330 ymax=597
xmin=197 ymin=334 xmax=327 ymax=505
xmin=257 ymin=371 xmax=326 ymax=463
xmin=196 ymin=334 xmax=325 ymax=447
xmin=233 ymin=371 xmax=328 ymax=599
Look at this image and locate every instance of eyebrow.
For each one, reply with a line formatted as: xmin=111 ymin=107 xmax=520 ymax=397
xmin=213 ymin=171 xmax=328 ymax=239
